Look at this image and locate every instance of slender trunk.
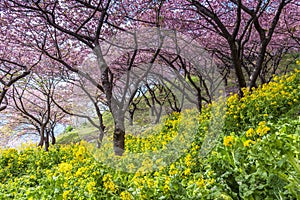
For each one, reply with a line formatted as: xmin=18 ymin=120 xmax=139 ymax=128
xmin=97 ymin=127 xmax=105 ymax=148
xmin=230 ymin=43 xmax=247 ymax=96
xmin=96 ymin=112 xmax=105 ymax=148
xmin=224 ymin=76 xmax=228 ymax=87
xmin=51 ymin=130 xmax=56 ymax=145
xmin=151 ymin=106 xmax=155 ymax=117
xmin=44 ymin=127 xmax=49 ymax=152
xmin=186 ymin=73 xmax=202 ymax=112
xmin=129 ymin=102 xmax=139 ymax=126
xmin=113 ymin=112 xmax=125 ymax=156
xmin=196 ymin=92 xmax=202 ymax=112
xmin=151 ymin=97 xmax=156 ymax=117
xmin=113 ymin=126 xmax=125 ymax=156
xmin=249 ymin=43 xmax=268 ymax=89
xmin=129 ymin=111 xmax=134 ymax=126
xmin=51 ymin=135 xmax=56 ymax=145
xmin=155 ymin=105 xmax=163 ymax=124
xmin=38 ymin=130 xmax=44 ymax=148
xmin=45 ymin=138 xmax=49 ymax=151
xmin=96 ymin=52 xmax=115 ymax=150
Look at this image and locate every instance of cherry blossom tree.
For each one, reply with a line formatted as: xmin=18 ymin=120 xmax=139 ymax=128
xmin=52 ymin=67 xmax=107 ymax=148
xmin=6 ymin=70 xmax=68 ymax=151
xmin=146 ymin=0 xmax=300 ymax=95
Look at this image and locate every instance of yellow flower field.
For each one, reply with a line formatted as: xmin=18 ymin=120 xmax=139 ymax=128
xmin=0 ymin=68 xmax=300 ymax=199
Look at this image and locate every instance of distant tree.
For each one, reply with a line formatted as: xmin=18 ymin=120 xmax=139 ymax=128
xmin=6 ymin=70 xmax=67 ymax=151
xmin=53 ymin=68 xmax=107 ymax=148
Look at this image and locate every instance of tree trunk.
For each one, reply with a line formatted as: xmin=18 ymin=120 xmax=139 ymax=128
xmin=113 ymin=112 xmax=125 ymax=156
xmin=230 ymin=43 xmax=247 ymax=96
xmin=38 ymin=131 xmax=44 ymax=148
xmin=51 ymin=130 xmax=56 ymax=145
xmin=129 ymin=111 xmax=134 ymax=126
xmin=224 ymin=75 xmax=228 ymax=87
xmin=196 ymin=92 xmax=202 ymax=112
xmin=151 ymin=106 xmax=155 ymax=117
xmin=249 ymin=43 xmax=268 ymax=89
xmin=44 ymin=128 xmax=49 ymax=152
xmin=155 ymin=105 xmax=163 ymax=124
xmin=97 ymin=126 xmax=105 ymax=148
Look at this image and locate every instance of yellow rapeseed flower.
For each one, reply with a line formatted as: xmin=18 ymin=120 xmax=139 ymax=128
xmin=185 ymin=154 xmax=192 ymax=167
xmin=243 ymin=140 xmax=256 ymax=147
xmin=163 ymin=177 xmax=170 ymax=193
xmin=246 ymin=128 xmax=255 ymax=137
xmin=196 ymin=178 xmax=205 ymax=187
xmin=86 ymin=181 xmax=96 ymax=193
xmin=102 ymin=173 xmax=112 ymax=182
xmin=168 ymin=163 xmax=179 ymax=176
xmin=75 ymin=145 xmax=86 ymax=161
xmin=103 ymin=180 xmax=117 ymax=192
xmin=207 ymin=178 xmax=215 ymax=185
xmin=256 ymin=126 xmax=270 ymax=136
xmin=146 ymin=178 xmax=154 ymax=188
xmin=258 ymin=121 xmax=266 ymax=126
xmin=223 ymin=136 xmax=234 ymax=147
xmin=75 ymin=167 xmax=87 ymax=177
xmin=256 ymin=121 xmax=271 ymax=137
xmin=120 ymin=191 xmax=133 ymax=200
xmin=58 ymin=163 xmax=72 ymax=174
xmin=103 ymin=174 xmax=117 ymax=192
xmin=29 ymin=175 xmax=36 ymax=180
xmin=184 ymin=168 xmax=191 ymax=176
xmin=63 ymin=190 xmax=71 ymax=200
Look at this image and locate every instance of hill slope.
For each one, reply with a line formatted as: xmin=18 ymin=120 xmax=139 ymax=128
xmin=0 ymin=69 xmax=300 ymax=199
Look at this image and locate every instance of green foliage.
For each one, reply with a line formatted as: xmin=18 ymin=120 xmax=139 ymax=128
xmin=65 ymin=125 xmax=74 ymax=133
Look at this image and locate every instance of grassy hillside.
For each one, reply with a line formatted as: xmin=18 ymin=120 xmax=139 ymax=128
xmin=0 ymin=68 xmax=300 ymax=199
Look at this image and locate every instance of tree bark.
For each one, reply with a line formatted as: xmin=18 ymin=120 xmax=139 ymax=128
xmin=128 ymin=111 xmax=134 ymax=126
xmin=51 ymin=131 xmax=56 ymax=145
xmin=155 ymin=105 xmax=163 ymax=124
xmin=230 ymin=43 xmax=247 ymax=96
xmin=45 ymin=132 xmax=49 ymax=151
xmin=42 ymin=125 xmax=49 ymax=151
xmin=95 ymin=103 xmax=105 ymax=148
xmin=97 ymin=126 xmax=105 ymax=148
xmin=249 ymin=42 xmax=268 ymax=89
xmin=38 ymin=129 xmax=44 ymax=148
xmin=112 ymin=112 xmax=125 ymax=156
